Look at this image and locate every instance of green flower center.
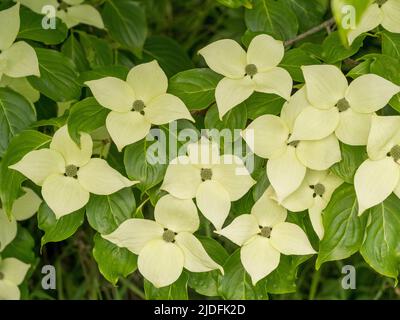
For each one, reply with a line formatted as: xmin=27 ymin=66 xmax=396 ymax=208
xmin=336 ymin=98 xmax=350 ymax=112
xmin=260 ymin=226 xmax=272 ymax=238
xmin=245 ymin=64 xmax=258 ymax=77
xmin=310 ymin=183 xmax=325 ymax=198
xmin=200 ymin=168 xmax=213 ymax=181
xmin=162 ymin=229 xmax=176 ymax=243
xmin=132 ymin=100 xmax=145 ymax=114
xmin=375 ymin=0 xmax=387 ymax=5
xmin=389 ymin=145 xmax=400 ymax=162
xmin=65 ymin=165 xmax=78 ymax=178
xmin=0 ymin=272 xmax=4 ymax=280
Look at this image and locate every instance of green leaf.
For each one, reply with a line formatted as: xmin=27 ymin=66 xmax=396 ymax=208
xmin=86 ymin=188 xmax=136 ymax=234
xmin=1 ymin=226 xmax=36 ymax=264
xmin=322 ymin=32 xmax=365 ymax=63
xmin=360 ymin=195 xmax=400 ymax=282
xmin=283 ymin=0 xmax=329 ymax=33
xmin=168 ymin=69 xmax=222 ymax=111
xmin=205 ymin=103 xmax=247 ymax=134
xmin=142 ymin=36 xmax=194 ymax=77
xmin=18 ymin=6 xmax=67 ymax=45
xmin=331 ymin=143 xmax=367 ymax=184
xmin=245 ymin=92 xmax=285 ymax=119
xmin=37 ymin=203 xmax=84 ymax=246
xmin=218 ymin=250 xmax=268 ymax=299
xmin=79 ymin=65 xmax=129 ymax=84
xmin=347 ymin=59 xmax=371 ymax=79
xmin=188 ymin=236 xmax=228 ymax=297
xmin=252 ymin=166 xmax=269 ymax=202
xmin=93 ymin=233 xmax=137 ymax=285
xmin=280 ymin=48 xmax=321 ymax=82
xmin=67 ymin=97 xmax=109 ymax=145
xmin=381 ymin=31 xmax=400 ymax=60
xmin=245 ymin=0 xmax=299 ymax=41
xmin=262 ymin=255 xmax=310 ymax=294
xmin=316 ymin=184 xmax=368 ymax=269
xmin=78 ymin=32 xmax=114 ymax=68
xmin=144 ymin=272 xmax=189 ymax=300
xmin=102 ymin=0 xmax=147 ymax=55
xmin=124 ymin=139 xmax=167 ymax=192
xmin=61 ymin=34 xmax=89 ymax=72
xmin=0 ymin=130 xmax=51 ymax=216
xmin=0 ymin=88 xmax=36 ymax=157
xmin=28 ymin=48 xmax=81 ymax=102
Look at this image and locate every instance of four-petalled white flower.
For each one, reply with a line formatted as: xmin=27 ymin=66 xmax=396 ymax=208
xmin=161 ymin=137 xmax=256 ymax=230
xmin=199 ymin=34 xmax=293 ymax=119
xmin=86 ymin=61 xmax=194 ymax=151
xmin=16 ymin=0 xmax=104 ymax=29
xmin=288 ymin=65 xmax=400 ymax=146
xmin=0 ymin=257 xmax=30 ymax=300
xmin=347 ymin=0 xmax=400 ymax=45
xmin=355 ymin=115 xmax=400 ymax=214
xmin=242 ymin=88 xmax=341 ymax=203
xmin=0 ymin=4 xmax=40 ymax=82
xmin=103 ymin=194 xmax=223 ymax=288
xmin=216 ymin=187 xmax=316 ymax=285
xmin=9 ymin=126 xmax=137 ymax=218
xmin=280 ymin=170 xmax=343 ymax=239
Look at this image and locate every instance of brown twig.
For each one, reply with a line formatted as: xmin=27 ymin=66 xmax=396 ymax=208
xmin=284 ymin=17 xmax=336 ymax=47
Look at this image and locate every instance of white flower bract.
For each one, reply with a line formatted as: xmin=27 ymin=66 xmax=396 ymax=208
xmin=103 ymin=194 xmax=223 ymax=288
xmin=9 ymin=126 xmax=137 ymax=219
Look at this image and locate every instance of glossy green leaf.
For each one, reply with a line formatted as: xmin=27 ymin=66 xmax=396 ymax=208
xmin=144 ymin=272 xmax=189 ymax=300
xmin=86 ymin=188 xmax=136 ymax=235
xmin=0 ymin=88 xmax=36 ymax=157
xmin=93 ymin=233 xmax=138 ymax=285
xmin=37 ymin=203 xmax=85 ymax=247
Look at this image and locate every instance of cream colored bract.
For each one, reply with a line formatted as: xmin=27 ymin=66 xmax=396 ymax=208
xmin=16 ymin=0 xmax=104 ymax=29
xmin=216 ymin=187 xmax=316 ymax=285
xmin=355 ymin=115 xmax=400 ymax=215
xmin=9 ymin=126 xmax=137 ymax=218
xmin=199 ymin=34 xmax=293 ymax=119
xmin=291 ymin=65 xmax=399 ymax=146
xmin=0 ymin=4 xmax=40 ymax=81
xmin=347 ymin=1 xmax=400 ymax=45
xmin=242 ymin=88 xmax=341 ymax=203
xmin=0 ymin=258 xmax=30 ymax=300
xmin=86 ymin=61 xmax=194 ymax=151
xmin=161 ymin=137 xmax=255 ymax=230
xmin=103 ymin=194 xmax=223 ymax=288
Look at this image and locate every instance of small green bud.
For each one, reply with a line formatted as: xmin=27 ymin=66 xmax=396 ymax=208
xmin=336 ymin=98 xmax=350 ymax=112
xmin=389 ymin=145 xmax=400 ymax=162
xmin=245 ymin=64 xmax=258 ymax=77
xmin=162 ymin=229 xmax=176 ymax=243
xmin=65 ymin=165 xmax=78 ymax=178
xmin=132 ymin=100 xmax=145 ymax=113
xmin=260 ymin=226 xmax=272 ymax=238
xmin=200 ymin=168 xmax=213 ymax=181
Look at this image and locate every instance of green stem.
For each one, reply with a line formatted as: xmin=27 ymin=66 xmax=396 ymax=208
xmin=308 ymin=268 xmax=321 ymax=300
xmin=120 ymin=278 xmax=146 ymax=300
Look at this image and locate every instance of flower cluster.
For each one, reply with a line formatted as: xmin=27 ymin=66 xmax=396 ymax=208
xmin=2 ymin=1 xmax=400 ymax=296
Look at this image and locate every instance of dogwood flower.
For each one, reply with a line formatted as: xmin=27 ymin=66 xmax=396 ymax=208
xmin=355 ymin=115 xmax=400 ymax=215
xmin=85 ymin=61 xmax=194 ymax=151
xmin=0 ymin=257 xmax=30 ymax=300
xmin=9 ymin=126 xmax=136 ymax=219
xmin=103 ymin=194 xmax=223 ymax=288
xmin=280 ymin=170 xmax=343 ymax=239
xmin=0 ymin=4 xmax=40 ymax=81
xmin=216 ymin=187 xmax=316 ymax=285
xmin=347 ymin=0 xmax=400 ymax=45
xmin=16 ymin=0 xmax=104 ymax=29
xmin=289 ymin=65 xmax=400 ymax=146
xmin=242 ymin=88 xmax=341 ymax=203
xmin=161 ymin=137 xmax=255 ymax=229
xmin=199 ymin=34 xmax=292 ymax=119
xmin=0 ymin=188 xmax=42 ymax=252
